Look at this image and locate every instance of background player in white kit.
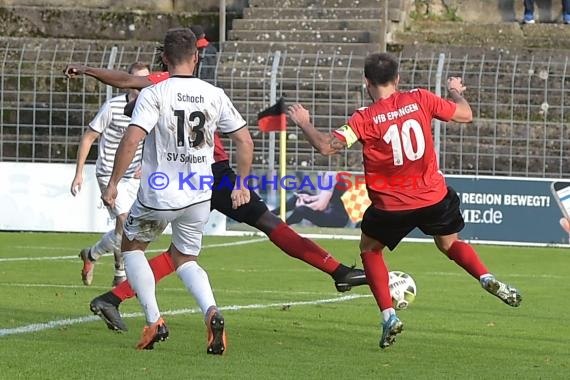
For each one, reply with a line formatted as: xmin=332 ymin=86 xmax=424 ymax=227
xmin=70 ymin=62 xmax=150 ymax=287
xmin=101 ymin=28 xmax=253 ymax=354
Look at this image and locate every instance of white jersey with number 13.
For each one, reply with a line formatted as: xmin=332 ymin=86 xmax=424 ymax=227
xmin=130 ymin=75 xmax=246 ymax=210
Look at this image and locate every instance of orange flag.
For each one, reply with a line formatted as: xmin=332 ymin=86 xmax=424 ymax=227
xmin=341 ymin=182 xmax=372 ymax=223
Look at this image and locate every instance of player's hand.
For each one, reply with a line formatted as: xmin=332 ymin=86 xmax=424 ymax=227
xmin=70 ymin=175 xmax=83 ymax=196
xmin=447 ymin=77 xmax=466 ymax=95
xmin=63 ymin=64 xmax=86 ymax=79
xmin=230 ymin=188 xmax=250 ymax=209
xmin=101 ymin=184 xmax=118 ymax=209
xmin=287 ymin=104 xmax=311 ymax=128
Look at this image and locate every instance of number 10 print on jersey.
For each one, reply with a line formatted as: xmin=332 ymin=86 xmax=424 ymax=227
xmin=382 ymin=119 xmax=425 ymax=166
xmin=333 ymin=88 xmax=457 ymax=211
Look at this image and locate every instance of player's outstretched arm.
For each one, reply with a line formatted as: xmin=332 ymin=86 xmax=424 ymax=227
xmin=447 ymin=77 xmax=473 ymax=123
xmin=288 ymin=103 xmax=346 ymax=156
xmin=71 ymin=128 xmax=100 ymax=196
xmin=63 ymin=64 xmax=153 ymax=90
xmin=228 ymin=127 xmax=254 ymax=209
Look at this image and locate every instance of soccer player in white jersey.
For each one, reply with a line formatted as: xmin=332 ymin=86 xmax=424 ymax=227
xmin=71 ymin=62 xmax=150 ymax=287
xmin=101 ymin=28 xmax=253 ymax=353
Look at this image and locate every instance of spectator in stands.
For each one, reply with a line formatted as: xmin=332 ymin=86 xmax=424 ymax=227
xmin=523 ymin=0 xmax=570 ymax=24
xmin=190 ymin=25 xmax=218 ymax=83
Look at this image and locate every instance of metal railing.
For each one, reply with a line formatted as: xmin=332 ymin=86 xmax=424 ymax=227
xmin=1 ymin=38 xmax=569 ymax=178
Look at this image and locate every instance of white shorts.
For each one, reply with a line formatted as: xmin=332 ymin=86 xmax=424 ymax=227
xmin=97 ymin=176 xmax=139 ymax=217
xmin=123 ymin=199 xmax=211 ymax=256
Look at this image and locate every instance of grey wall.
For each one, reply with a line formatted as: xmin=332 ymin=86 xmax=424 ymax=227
xmin=0 ymin=0 xmax=247 ymax=12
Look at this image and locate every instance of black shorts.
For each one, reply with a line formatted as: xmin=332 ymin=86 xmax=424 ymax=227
xmin=211 ymin=160 xmax=268 ymax=225
xmin=361 ymin=186 xmax=465 ymax=250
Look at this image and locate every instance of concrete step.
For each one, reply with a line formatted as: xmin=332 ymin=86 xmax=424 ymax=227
xmin=232 ymin=18 xmax=383 ymax=31
xmin=221 ymin=41 xmax=381 ymax=55
xmin=0 ymin=37 xmax=158 ymax=71
xmin=2 ymin=103 xmax=97 ymax=128
xmin=249 ymin=0 xmax=384 ymax=8
xmin=397 ymin=41 xmax=570 ymax=60
xmin=226 ymin=88 xmax=362 ymax=103
xmin=216 ymin=64 xmax=363 ymax=81
xmin=243 ymin=7 xmax=386 ymax=19
xmin=218 ymin=50 xmax=365 ymax=68
xmin=0 ymin=6 xmax=213 ymax=41
xmin=228 ymin=29 xmax=379 ymax=44
xmin=217 ymin=78 xmax=363 ymax=93
xmin=395 ymin=21 xmax=570 ymax=50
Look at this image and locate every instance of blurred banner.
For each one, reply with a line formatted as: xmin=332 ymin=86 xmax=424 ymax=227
xmin=2 ymin=163 xmax=567 ymax=245
xmin=415 ymin=175 xmax=566 ymax=245
xmin=0 ymin=162 xmax=225 ymax=235
xmin=259 ymin=171 xmax=568 ymax=246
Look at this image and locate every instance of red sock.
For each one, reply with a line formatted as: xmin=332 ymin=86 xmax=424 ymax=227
xmin=268 ymin=223 xmax=340 ymax=274
xmin=361 ymin=250 xmax=393 ymax=311
xmin=111 ymin=251 xmax=176 ymax=301
xmin=446 ymin=241 xmax=488 ymax=279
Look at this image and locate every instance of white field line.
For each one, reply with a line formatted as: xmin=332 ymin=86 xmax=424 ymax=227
xmin=0 ymin=237 xmax=268 ymax=262
xmin=424 ymin=271 xmax=563 ymax=279
xmin=0 ymin=293 xmax=369 ymax=337
xmin=0 ymin=282 xmax=341 ymax=296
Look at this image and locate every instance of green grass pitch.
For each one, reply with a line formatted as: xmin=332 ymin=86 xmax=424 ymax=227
xmin=0 ymin=231 xmax=569 ymax=379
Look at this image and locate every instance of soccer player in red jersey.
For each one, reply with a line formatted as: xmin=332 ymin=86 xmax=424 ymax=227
xmin=63 ymin=58 xmax=366 ymax=333
xmin=288 ymin=52 xmax=522 ymax=349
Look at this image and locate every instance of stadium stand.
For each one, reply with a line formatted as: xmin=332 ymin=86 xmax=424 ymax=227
xmin=1 ymin=0 xmax=570 ymax=177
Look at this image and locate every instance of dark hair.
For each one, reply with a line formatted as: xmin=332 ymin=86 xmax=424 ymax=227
xmin=190 ymin=25 xmax=205 ymax=38
xmin=127 ymin=62 xmax=150 ymax=74
xmin=364 ymin=53 xmax=399 ymax=86
xmin=162 ymin=28 xmax=197 ymax=68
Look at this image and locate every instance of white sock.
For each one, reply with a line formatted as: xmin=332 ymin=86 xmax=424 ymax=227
xmin=90 ymin=230 xmax=116 ymax=261
xmin=176 ymin=261 xmax=217 ymax=317
xmin=114 ymin=267 xmax=126 ymax=277
xmin=114 ymin=251 xmax=125 ymax=275
xmin=113 ymin=234 xmax=124 ymax=272
xmin=479 ymin=273 xmax=493 ymax=285
xmin=382 ymin=308 xmax=396 ymax=323
xmin=123 ymin=250 xmax=160 ymax=325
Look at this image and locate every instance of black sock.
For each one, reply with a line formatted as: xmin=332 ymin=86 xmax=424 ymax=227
xmin=87 ymin=249 xmax=97 ymax=262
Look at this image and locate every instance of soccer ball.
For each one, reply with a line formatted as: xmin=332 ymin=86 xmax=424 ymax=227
xmin=389 ymin=271 xmax=417 ymax=310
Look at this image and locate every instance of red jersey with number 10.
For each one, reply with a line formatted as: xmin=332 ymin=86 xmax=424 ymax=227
xmin=147 ymin=72 xmax=229 ymax=162
xmin=333 ymin=88 xmax=457 ymax=211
